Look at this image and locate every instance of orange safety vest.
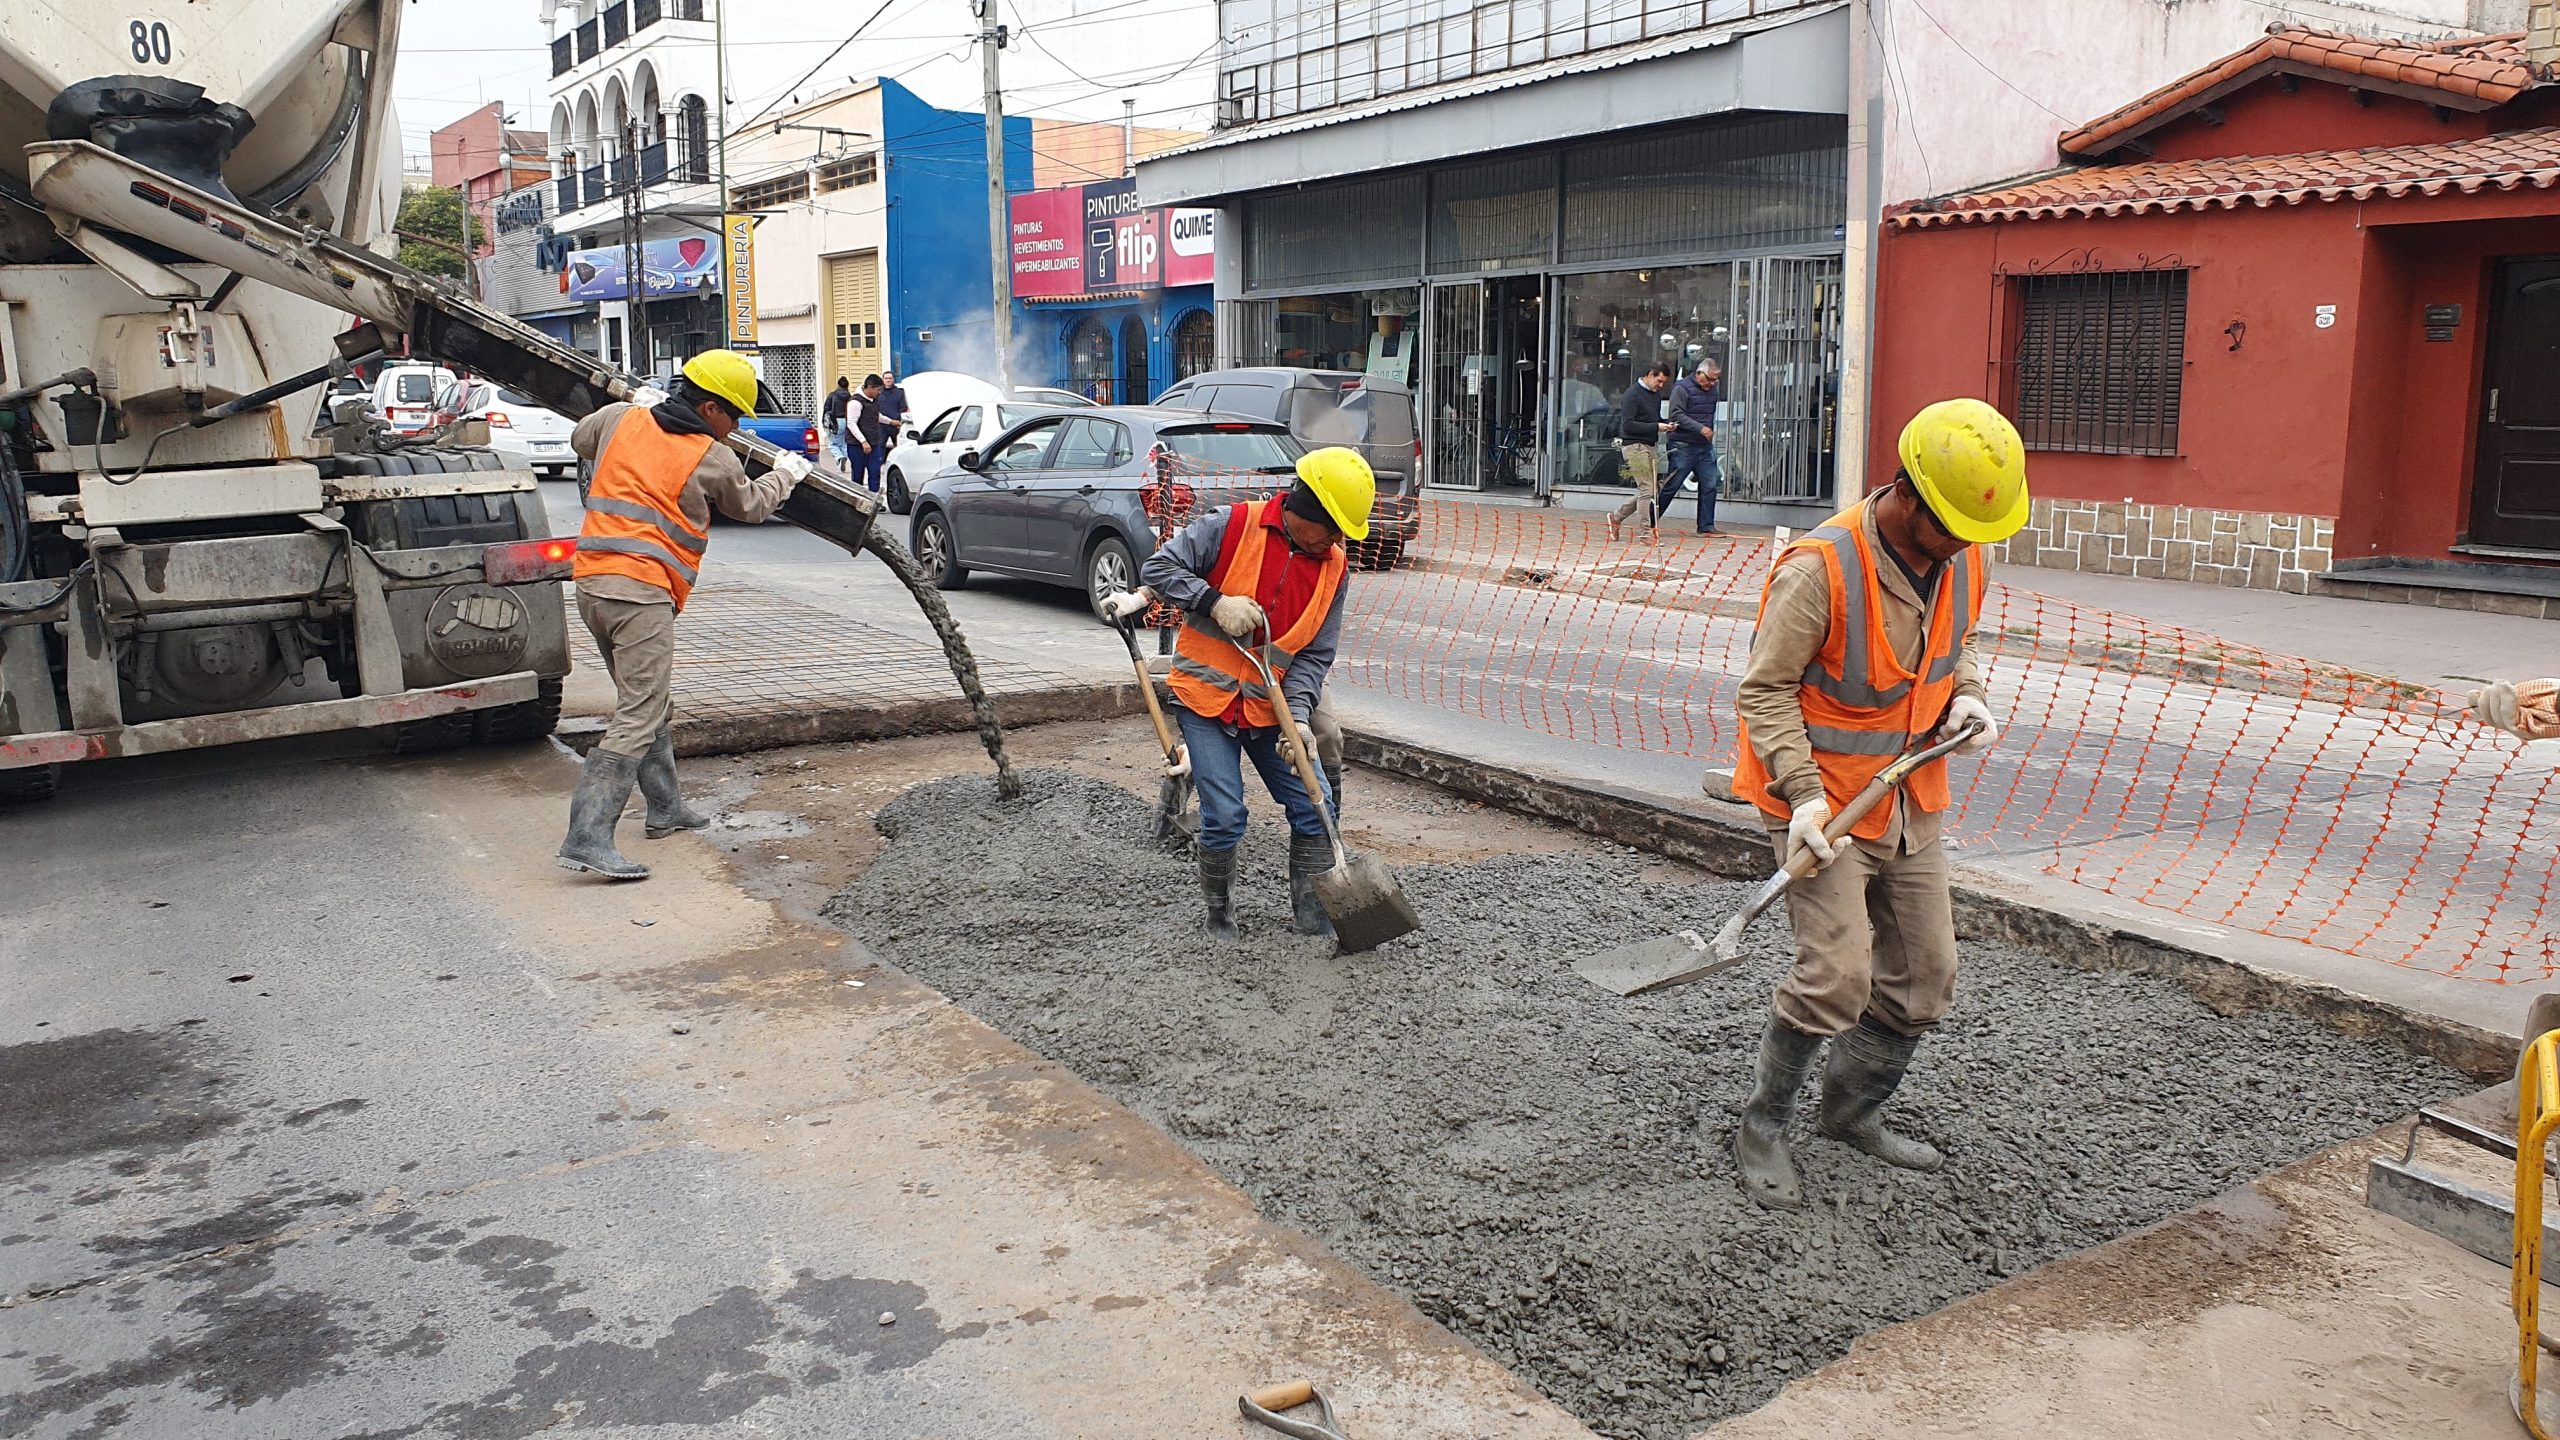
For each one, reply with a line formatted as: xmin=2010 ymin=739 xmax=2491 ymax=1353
xmin=1731 ymin=498 xmax=1986 ymax=842
xmin=572 ymin=407 xmax=715 ymax=611
xmin=1167 ymin=499 xmax=1346 ymax=728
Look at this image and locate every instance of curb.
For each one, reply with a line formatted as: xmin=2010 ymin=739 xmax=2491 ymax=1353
xmin=1344 ymin=730 xmax=2517 ymax=1081
xmin=558 ymin=680 xmax=1153 ymax=759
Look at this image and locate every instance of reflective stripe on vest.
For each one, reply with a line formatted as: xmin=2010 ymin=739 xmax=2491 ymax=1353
xmin=1166 ymin=499 xmax=1345 ymax=727
xmin=572 ymin=407 xmax=715 ymax=609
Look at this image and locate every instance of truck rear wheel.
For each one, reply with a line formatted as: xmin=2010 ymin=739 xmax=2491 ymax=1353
xmin=474 ymin=677 xmax=564 ymax=745
xmin=0 ymin=764 xmax=59 ymax=808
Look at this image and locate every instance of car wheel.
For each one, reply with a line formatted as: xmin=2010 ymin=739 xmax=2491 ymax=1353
xmin=913 ymin=510 xmax=967 ymax=590
xmin=1083 ymin=535 xmax=1136 ymax=624
xmin=886 ymin=466 xmax=912 ymax=516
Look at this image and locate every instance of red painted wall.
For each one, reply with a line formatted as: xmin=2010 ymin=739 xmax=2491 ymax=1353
xmin=1873 ymin=190 xmax=2560 ymax=562
xmin=2137 ymin=77 xmax=2493 ymax=162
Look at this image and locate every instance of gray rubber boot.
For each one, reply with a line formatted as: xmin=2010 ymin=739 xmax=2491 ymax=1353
xmin=1818 ymin=1016 xmax=1945 ymax=1172
xmin=558 ymin=749 xmax=651 ymax=881
xmin=1198 ymin=846 xmax=1241 ymax=942
xmin=1728 ymin=1015 xmax=1824 ymax=1210
xmin=638 ymin=727 xmax=711 ymax=839
xmin=1287 ymin=830 xmax=1334 ymax=937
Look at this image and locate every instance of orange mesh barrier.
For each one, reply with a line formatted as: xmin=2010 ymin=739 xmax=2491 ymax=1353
xmin=1144 ymin=484 xmax=2552 ymax=983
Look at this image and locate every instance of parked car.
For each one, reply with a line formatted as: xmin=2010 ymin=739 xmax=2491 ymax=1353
xmin=433 ymin=379 xmax=578 ymax=478
xmin=887 ymin=401 xmax=1070 ymax=516
xmin=1013 ymin=386 xmax=1099 ymax=409
xmin=370 ymin=363 xmax=455 ymax=435
xmin=907 ymin=407 xmax=1302 ymax=623
xmin=1155 ymin=367 xmax=1421 ymax=563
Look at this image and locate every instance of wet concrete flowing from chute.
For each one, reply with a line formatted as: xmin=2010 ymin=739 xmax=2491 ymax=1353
xmin=859 ymin=529 xmax=1021 ymax=800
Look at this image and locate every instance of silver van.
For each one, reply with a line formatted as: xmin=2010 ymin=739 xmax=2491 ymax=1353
xmin=1155 ymin=368 xmax=1421 ymax=559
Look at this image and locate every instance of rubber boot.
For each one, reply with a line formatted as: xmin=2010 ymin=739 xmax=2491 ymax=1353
xmin=1321 ymin=764 xmax=1345 ymax=817
xmin=558 ymin=749 xmax=651 ymax=881
xmin=1817 ymin=1016 xmax=1945 ymax=1172
xmin=1198 ymin=846 xmax=1240 ymax=942
xmin=638 ymin=727 xmax=711 ymax=839
xmin=1728 ymin=1015 xmax=1823 ymax=1210
xmin=1287 ymin=830 xmax=1334 ymax=938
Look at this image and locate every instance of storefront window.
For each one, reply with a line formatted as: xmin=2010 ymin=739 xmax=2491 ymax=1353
xmin=1554 ymin=264 xmax=1733 ymax=490
xmin=1247 ymin=287 xmax=1420 ymax=376
xmin=1172 ymin=309 xmax=1214 ymax=379
xmin=1067 ymin=316 xmax=1114 ymax=404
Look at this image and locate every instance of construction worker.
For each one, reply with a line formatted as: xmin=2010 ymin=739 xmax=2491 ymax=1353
xmin=1111 ymin=447 xmax=1374 ymax=940
xmin=1723 ymin=398 xmax=2028 ymax=1209
xmin=558 ymin=350 xmax=813 ymax=881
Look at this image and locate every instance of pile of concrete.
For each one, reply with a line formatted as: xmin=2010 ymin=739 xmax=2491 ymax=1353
xmin=827 ymin=770 xmax=2457 ymax=1438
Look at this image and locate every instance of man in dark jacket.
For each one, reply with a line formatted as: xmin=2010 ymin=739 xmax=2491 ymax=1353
xmin=819 ymin=376 xmax=852 ymax=463
xmin=850 ymin=374 xmax=891 ymax=496
xmin=1665 ymin=358 xmax=1725 ymax=536
xmin=1606 ymin=364 xmax=1676 ymax=540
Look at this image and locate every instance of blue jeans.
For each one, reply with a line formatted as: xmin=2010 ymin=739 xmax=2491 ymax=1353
xmin=1176 ymin=707 xmax=1331 ymax=852
xmin=1667 ymin=441 xmax=1719 ymax=531
xmin=825 ymin=420 xmax=849 ymax=463
xmin=852 ymin=438 xmax=885 ymax=494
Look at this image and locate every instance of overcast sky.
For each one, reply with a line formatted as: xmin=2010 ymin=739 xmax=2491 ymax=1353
xmin=391 ymin=0 xmax=1219 ymax=169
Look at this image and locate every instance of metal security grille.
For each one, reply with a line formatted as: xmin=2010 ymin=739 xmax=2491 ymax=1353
xmin=1427 ymin=154 xmax=1557 ymax=275
xmin=1560 ymin=114 xmax=1846 ymax=265
xmin=1725 ymin=255 xmax=1843 ymax=503
xmin=763 ymin=345 xmax=818 ymax=419
xmin=2011 ymin=270 xmax=2189 ymax=456
xmin=1245 ymin=174 xmax=1425 ymax=291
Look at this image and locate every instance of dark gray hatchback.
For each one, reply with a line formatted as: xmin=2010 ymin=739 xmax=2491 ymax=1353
xmin=906 ymin=407 xmax=1301 ymax=623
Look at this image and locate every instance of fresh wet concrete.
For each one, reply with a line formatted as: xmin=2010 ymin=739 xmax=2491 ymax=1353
xmin=823 ymin=765 xmax=2463 ymax=1438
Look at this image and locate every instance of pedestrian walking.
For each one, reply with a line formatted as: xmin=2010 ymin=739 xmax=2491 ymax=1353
xmin=849 ymin=374 xmax=890 ymax=496
xmin=1113 ymin=447 xmax=1376 ymax=941
xmin=1721 ymin=398 xmax=2028 ymax=1209
xmin=875 ymin=368 xmax=909 ymax=451
xmin=559 ymin=351 xmax=812 ymax=881
xmin=1605 ymin=364 xmax=1676 ymax=541
xmin=1666 ymin=358 xmax=1725 ymax=536
xmin=819 ymin=375 xmax=852 ymax=464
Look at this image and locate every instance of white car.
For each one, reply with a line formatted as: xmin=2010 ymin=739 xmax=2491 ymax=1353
xmin=885 ymin=401 xmax=1068 ymax=515
xmin=1013 ymin=386 xmax=1099 ymax=409
xmin=370 ymin=363 xmax=455 ymax=435
xmin=440 ymin=379 xmax=578 ymax=478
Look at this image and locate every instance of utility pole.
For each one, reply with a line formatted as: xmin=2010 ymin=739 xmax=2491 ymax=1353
xmin=715 ymin=0 xmax=736 ymax=348
xmin=622 ymin=119 xmax=649 ymax=373
xmin=975 ymin=0 xmax=1013 ymax=393
xmin=1122 ymin=96 xmax=1135 ymax=177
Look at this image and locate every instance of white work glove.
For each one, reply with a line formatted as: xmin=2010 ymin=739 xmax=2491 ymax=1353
xmin=768 ymin=450 xmax=813 ymax=486
xmin=1786 ymin=796 xmax=1840 ymax=869
xmin=627 ymin=384 xmax=668 ymax=409
xmin=2474 ymin=679 xmax=2560 ymax=741
xmin=1164 ymin=744 xmax=1191 ymax=779
xmin=1295 ymin=719 xmax=1319 ymax=760
xmin=1942 ymin=694 xmax=1998 ymax=755
xmin=1210 ymin=592 xmax=1266 ymax=639
xmin=1100 ymin=587 xmax=1155 ymax=622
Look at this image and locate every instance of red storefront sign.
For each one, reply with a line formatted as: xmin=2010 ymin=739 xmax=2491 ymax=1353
xmin=1009 ymin=183 xmax=1217 ymax=297
xmin=1009 ymin=186 xmax=1086 ymax=299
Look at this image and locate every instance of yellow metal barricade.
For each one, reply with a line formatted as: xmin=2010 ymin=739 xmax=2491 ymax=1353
xmin=2518 ymin=1032 xmax=2560 ymax=1437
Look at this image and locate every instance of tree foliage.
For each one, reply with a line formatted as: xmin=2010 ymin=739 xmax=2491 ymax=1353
xmin=396 ymin=185 xmax=480 ymax=281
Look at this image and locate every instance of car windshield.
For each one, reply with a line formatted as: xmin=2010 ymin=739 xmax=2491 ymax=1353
xmin=496 ymin=388 xmax=546 ymax=408
xmin=994 ymin=405 xmax=1047 ymax=428
xmin=1290 ymin=380 xmax=1414 ymax=448
xmin=1159 ymin=425 xmax=1300 ymax=473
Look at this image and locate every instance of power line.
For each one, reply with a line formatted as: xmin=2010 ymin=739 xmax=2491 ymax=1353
xmin=737 ymin=0 xmax=919 ymax=130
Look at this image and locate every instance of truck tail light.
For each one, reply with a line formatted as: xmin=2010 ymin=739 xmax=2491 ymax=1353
xmin=484 ymin=537 xmax=577 ymax=585
xmin=802 ymin=424 xmax=819 ymax=456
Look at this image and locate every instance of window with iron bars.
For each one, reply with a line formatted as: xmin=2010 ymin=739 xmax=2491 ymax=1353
xmin=733 ymin=172 xmax=810 ymax=210
xmin=2009 ymin=269 xmax=2189 ymax=457
xmin=815 ymin=153 xmax=878 ymax=193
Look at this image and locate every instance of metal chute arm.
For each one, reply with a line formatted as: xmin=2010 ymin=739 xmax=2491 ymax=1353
xmin=22 ymin=139 xmax=878 ymax=553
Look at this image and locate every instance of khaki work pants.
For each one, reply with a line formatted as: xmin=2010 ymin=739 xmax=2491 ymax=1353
xmin=1762 ymin=817 xmax=1959 ymax=1038
xmin=1308 ymin=694 xmax=1343 ymax=773
xmin=578 ymin=591 xmax=677 ymax=759
xmin=1607 ymin=444 xmax=1665 ymax=527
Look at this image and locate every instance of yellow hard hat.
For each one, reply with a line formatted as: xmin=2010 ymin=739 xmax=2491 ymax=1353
xmin=680 ymin=349 xmax=759 ymax=417
xmin=1897 ymin=398 xmax=2029 ymax=545
xmin=1295 ymin=446 xmax=1374 ymax=541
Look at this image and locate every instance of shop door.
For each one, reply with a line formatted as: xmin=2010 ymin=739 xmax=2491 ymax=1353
xmin=1427 ymin=282 xmax=1487 ymax=491
xmin=2472 ymin=257 xmax=2560 ymax=552
xmin=824 ymin=252 xmax=883 ymax=392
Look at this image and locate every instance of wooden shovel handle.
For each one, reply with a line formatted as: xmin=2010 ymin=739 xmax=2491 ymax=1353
xmin=1781 ymin=721 xmax=1984 ymax=876
xmin=1116 ymin=616 xmax=1185 ymax=763
xmin=1248 ymin=1381 xmax=1315 ymax=1412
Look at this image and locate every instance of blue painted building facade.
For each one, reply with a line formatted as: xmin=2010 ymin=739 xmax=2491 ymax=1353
xmin=1006 ymin=178 xmax=1220 ymax=403
xmin=882 ymin=80 xmax=1032 ymax=380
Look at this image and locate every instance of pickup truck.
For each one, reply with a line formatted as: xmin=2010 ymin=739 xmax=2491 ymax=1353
xmin=649 ymin=374 xmax=818 ymax=460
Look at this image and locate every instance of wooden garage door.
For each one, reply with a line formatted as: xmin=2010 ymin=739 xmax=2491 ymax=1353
xmin=824 ymin=251 xmax=883 ymax=389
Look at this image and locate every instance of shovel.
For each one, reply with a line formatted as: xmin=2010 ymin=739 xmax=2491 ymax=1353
xmin=1572 ymin=720 xmax=1985 ymax=997
xmin=1114 ymin=608 xmax=1197 ymax=848
xmin=1237 ymin=637 xmax=1421 ymax=954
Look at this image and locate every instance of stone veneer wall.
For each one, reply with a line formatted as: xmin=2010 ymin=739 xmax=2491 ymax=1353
xmin=1984 ymin=497 xmax=2334 ymax=593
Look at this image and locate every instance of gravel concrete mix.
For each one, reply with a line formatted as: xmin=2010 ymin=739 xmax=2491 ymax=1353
xmin=822 ymin=769 xmax=2461 ymax=1438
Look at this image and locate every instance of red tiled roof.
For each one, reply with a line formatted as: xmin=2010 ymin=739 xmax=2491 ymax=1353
xmin=2060 ymin=27 xmax=2549 ymax=157
xmin=1891 ymin=127 xmax=2560 ymax=228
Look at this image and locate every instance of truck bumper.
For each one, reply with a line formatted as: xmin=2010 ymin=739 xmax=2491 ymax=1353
xmin=0 ymin=672 xmax=539 ymax=770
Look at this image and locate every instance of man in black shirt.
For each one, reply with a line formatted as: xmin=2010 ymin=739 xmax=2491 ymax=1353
xmin=1607 ymin=364 xmax=1677 ymax=540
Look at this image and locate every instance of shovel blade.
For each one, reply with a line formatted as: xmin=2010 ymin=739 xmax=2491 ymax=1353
xmin=1573 ymin=929 xmax=1743 ymax=998
xmin=1313 ymin=854 xmax=1420 ymax=954
xmin=1152 ymin=775 xmax=1198 ymax=849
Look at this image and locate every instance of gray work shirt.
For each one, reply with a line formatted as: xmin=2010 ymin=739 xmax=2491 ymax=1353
xmin=1139 ymin=503 xmax=1345 ymax=725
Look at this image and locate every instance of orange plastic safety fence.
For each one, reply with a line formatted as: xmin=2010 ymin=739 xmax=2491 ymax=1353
xmin=1144 ymin=483 xmax=2553 ymax=984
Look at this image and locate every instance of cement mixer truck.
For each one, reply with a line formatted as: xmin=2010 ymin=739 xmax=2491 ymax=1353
xmin=0 ymin=2 xmax=882 ymax=805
